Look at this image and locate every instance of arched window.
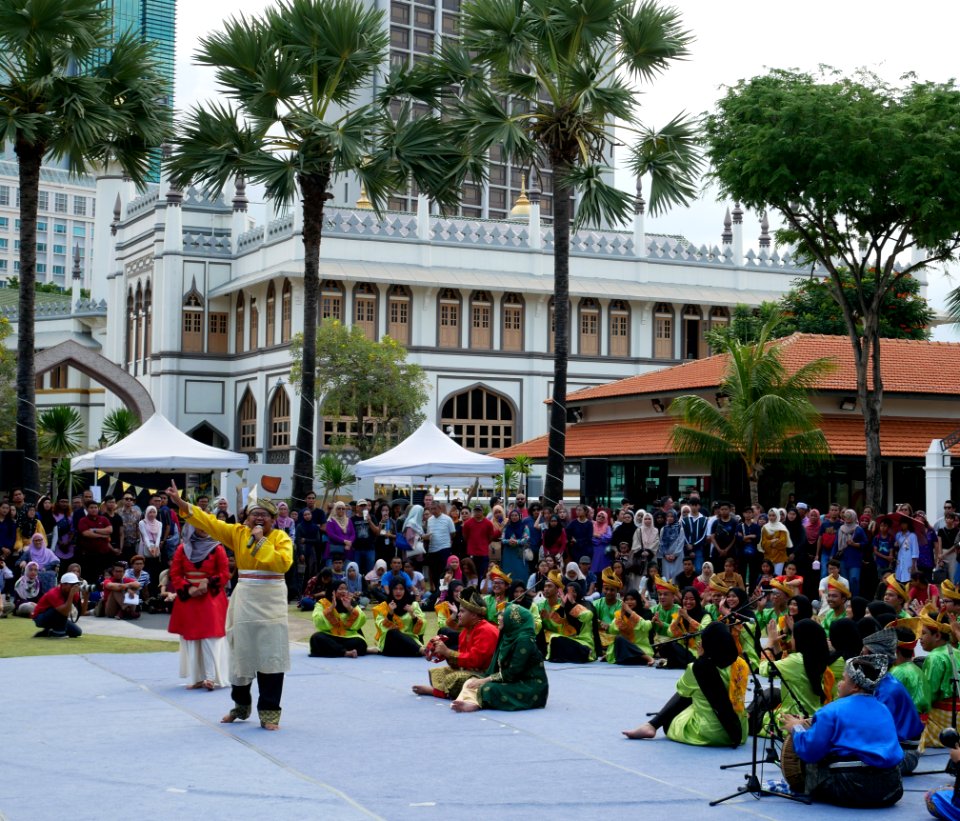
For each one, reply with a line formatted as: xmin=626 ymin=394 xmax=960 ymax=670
xmin=142 ymin=282 xmax=152 ymax=372
xmin=353 ymin=282 xmax=377 ymax=340
xmin=320 ymin=279 xmax=343 ymax=321
xmin=653 ymin=302 xmax=673 ymax=359
xmin=134 ymin=283 xmax=143 ymax=368
xmin=280 ymin=279 xmax=292 ymax=342
xmin=438 ymin=288 xmax=461 ymax=348
xmin=269 ymin=387 xmax=290 ymax=451
xmin=470 ymin=291 xmax=492 ymax=349
xmin=248 ymin=295 xmax=259 ymax=350
xmin=387 ymin=284 xmax=411 ymax=344
xmin=440 ymin=386 xmax=515 ymax=453
xmin=126 ymin=288 xmax=135 ymax=368
xmin=235 ymin=292 xmax=245 ymax=354
xmin=578 ymin=297 xmax=600 ymax=356
xmin=682 ymin=304 xmax=703 ymax=360
xmin=609 ymin=299 xmax=630 ymax=357
xmin=265 ymin=281 xmax=276 ymax=346
xmin=238 ymin=388 xmax=257 ymax=453
xmin=182 ymin=288 xmax=204 ymax=353
xmin=501 ymin=292 xmax=524 ymax=352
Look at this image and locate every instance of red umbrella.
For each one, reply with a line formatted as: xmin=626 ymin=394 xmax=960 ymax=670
xmin=876 ymin=512 xmax=928 ymax=547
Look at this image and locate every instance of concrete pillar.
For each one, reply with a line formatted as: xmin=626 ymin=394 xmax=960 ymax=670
xmin=925 ymin=439 xmax=952 ymax=515
xmin=732 ymin=202 xmax=744 ymax=266
xmin=633 ymin=178 xmax=646 ymax=258
xmin=92 ymin=160 xmax=126 ymax=301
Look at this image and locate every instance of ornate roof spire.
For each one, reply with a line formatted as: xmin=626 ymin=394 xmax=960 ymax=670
xmin=721 ymin=207 xmax=733 ymax=244
xmin=759 ymin=212 xmax=771 ymax=248
xmin=732 ymin=201 xmax=744 ymax=225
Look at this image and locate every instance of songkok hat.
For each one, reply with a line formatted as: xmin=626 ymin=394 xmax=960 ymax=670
xmin=884 ymin=574 xmax=909 ymax=603
xmin=546 ymin=570 xmax=564 ymax=590
xmin=861 ymin=625 xmax=897 ymax=663
xmin=708 ymin=576 xmax=729 ymax=594
xmin=769 ymin=578 xmax=793 ymax=597
xmin=248 ymin=498 xmax=278 ymax=517
xmin=459 ymin=585 xmax=487 ymax=616
xmin=654 ymin=576 xmax=679 ymax=595
xmin=489 ymin=564 xmax=512 ymax=585
xmin=601 ymin=567 xmax=623 ymax=590
xmin=844 ymin=654 xmax=888 ymax=693
xmin=941 ymin=579 xmax=960 ymax=603
xmin=827 ymin=577 xmax=851 ymax=598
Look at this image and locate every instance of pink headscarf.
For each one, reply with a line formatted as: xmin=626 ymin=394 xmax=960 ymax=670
xmin=445 ymin=554 xmax=462 ymax=580
xmin=804 ymin=508 xmax=821 ymax=544
xmin=593 ymin=511 xmax=609 ymax=538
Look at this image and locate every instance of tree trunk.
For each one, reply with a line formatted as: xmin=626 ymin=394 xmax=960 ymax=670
xmin=14 ymin=142 xmax=42 ymax=502
xmin=543 ymin=162 xmax=571 ymax=509
xmin=291 ymin=173 xmax=330 ymax=505
xmin=858 ymin=329 xmax=884 ymax=510
xmin=748 ymin=474 xmax=759 ymax=508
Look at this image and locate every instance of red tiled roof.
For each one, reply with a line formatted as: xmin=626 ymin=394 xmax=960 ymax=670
xmin=494 ymin=415 xmax=960 ymax=460
xmin=566 ymin=334 xmax=960 ymax=403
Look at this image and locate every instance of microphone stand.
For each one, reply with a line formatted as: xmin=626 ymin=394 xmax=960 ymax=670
xmin=710 ymin=658 xmax=811 ymax=806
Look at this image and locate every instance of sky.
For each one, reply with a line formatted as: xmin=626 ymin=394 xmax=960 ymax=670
xmin=173 ymin=0 xmax=960 ymax=338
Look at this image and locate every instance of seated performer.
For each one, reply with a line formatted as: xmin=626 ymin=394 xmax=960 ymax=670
xmin=819 ymin=576 xmax=850 ymax=632
xmin=309 ymin=581 xmax=367 ymax=658
xmin=452 ymin=602 xmax=548 ymax=713
xmin=891 ymin=622 xmax=930 ymax=713
xmin=484 ymin=564 xmax=511 ymax=623
xmin=623 ymin=622 xmax=749 ymax=747
xmin=434 ymin=578 xmax=463 ymax=650
xmin=926 ymin=748 xmax=960 ymax=820
xmin=541 ymin=580 xmax=597 ymax=663
xmin=413 ymin=586 xmax=498 ymax=700
xmin=882 ymin=574 xmax=911 ymax=619
xmin=758 ymin=618 xmax=843 ymax=733
xmin=371 ymin=578 xmax=425 ymax=657
xmin=781 ymin=655 xmax=904 ymax=808
xmin=719 ymin=586 xmax=761 ymax=670
xmin=920 ymin=610 xmax=960 ymax=750
xmin=859 ymin=622 xmax=923 ymax=773
xmin=595 ymin=567 xmax=623 ymax=655
xmin=607 ymin=589 xmax=655 ymax=666
xmin=530 ymin=569 xmax=565 ymax=653
xmin=657 ymin=586 xmax=712 ymax=670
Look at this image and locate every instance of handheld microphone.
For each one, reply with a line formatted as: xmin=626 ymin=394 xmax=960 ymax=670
xmin=940 ymin=727 xmax=960 ymax=749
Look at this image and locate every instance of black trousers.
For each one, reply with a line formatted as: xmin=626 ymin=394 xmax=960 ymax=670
xmin=547 ymin=636 xmax=591 ymax=663
xmin=806 ymin=764 xmax=903 ymax=808
xmin=382 ymin=630 xmax=422 ymax=657
xmin=232 ymin=672 xmax=284 ymax=712
xmin=650 ymin=692 xmax=693 ymax=731
xmin=655 ymin=640 xmax=694 ymax=670
xmin=309 ymin=633 xmax=367 ymax=658
xmin=613 ymin=636 xmax=653 ymax=665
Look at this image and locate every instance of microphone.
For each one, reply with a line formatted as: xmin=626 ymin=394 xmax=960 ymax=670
xmin=941 ymin=727 xmax=960 ymax=749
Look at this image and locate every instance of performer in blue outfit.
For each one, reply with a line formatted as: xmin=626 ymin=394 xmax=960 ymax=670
xmin=927 ymin=746 xmax=960 ymax=820
xmin=781 ymin=654 xmax=903 ymax=808
xmin=859 ymin=621 xmax=924 ymax=773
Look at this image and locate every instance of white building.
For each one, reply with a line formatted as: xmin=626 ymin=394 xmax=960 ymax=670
xmin=5 ymin=161 xmax=918 ymax=496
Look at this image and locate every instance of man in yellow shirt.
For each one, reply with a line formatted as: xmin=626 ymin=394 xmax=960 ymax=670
xmin=165 ymin=482 xmax=292 ymax=730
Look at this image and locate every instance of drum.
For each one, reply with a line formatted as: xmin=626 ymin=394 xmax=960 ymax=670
xmin=780 ymin=732 xmax=805 ymax=793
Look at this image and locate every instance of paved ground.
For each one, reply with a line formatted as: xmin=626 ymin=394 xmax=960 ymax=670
xmin=77 ymin=610 xmax=316 ymax=643
xmin=4 ymin=647 xmax=952 ymax=820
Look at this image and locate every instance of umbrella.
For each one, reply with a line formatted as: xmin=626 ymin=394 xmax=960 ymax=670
xmin=876 ymin=512 xmax=928 ymax=547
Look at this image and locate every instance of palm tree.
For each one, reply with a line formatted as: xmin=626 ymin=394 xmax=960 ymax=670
xmin=38 ymin=405 xmax=85 ymax=498
xmin=168 ymin=0 xmax=477 ymax=507
xmin=315 ymin=452 xmax=357 ymax=507
xmin=509 ymin=454 xmax=534 ymax=498
xmin=669 ymin=320 xmax=835 ymax=507
xmin=101 ymin=407 xmax=140 ymax=445
xmin=0 ymin=0 xmax=171 ymax=502
xmin=437 ymin=0 xmax=702 ymax=508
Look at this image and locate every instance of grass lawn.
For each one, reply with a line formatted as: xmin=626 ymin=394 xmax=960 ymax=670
xmin=0 ymin=616 xmax=178 ymax=659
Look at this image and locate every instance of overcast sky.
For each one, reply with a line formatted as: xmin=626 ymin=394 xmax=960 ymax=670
xmin=173 ymin=0 xmax=960 ymax=338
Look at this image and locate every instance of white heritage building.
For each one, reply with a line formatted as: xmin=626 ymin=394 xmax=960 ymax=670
xmin=5 ymin=159 xmax=892 ymax=496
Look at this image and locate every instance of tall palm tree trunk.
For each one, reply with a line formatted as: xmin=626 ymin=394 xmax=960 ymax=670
xmin=14 ymin=141 xmax=42 ymax=502
xmin=544 ymin=162 xmax=571 ymax=508
xmin=292 ymin=172 xmax=330 ymax=505
xmin=857 ymin=329 xmax=884 ymax=510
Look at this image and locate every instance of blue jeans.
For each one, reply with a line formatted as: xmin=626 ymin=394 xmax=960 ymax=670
xmin=355 ymin=549 xmax=375 ymax=577
xmin=35 ymin=608 xmax=82 ymax=637
xmin=842 ymin=562 xmax=861 ymax=597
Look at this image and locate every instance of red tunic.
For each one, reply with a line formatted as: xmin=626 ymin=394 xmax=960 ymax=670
xmin=167 ymin=544 xmax=230 ymax=641
xmin=451 ymin=618 xmax=499 ymax=673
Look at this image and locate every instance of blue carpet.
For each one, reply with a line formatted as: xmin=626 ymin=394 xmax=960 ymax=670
xmin=4 ymin=647 xmax=950 ymax=820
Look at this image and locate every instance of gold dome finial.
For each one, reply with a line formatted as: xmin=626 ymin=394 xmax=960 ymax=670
xmin=509 ymin=175 xmax=531 ymax=219
xmin=355 ymin=181 xmax=372 ymax=210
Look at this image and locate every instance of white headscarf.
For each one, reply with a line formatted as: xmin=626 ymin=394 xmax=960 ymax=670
xmin=565 ymin=561 xmax=586 ymax=581
xmin=403 ymin=505 xmax=425 ymax=536
xmin=763 ymin=508 xmax=792 ymax=543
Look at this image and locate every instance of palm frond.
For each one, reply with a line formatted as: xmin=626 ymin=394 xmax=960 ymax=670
xmin=630 ymin=112 xmax=703 ymax=215
xmin=565 ymin=165 xmax=633 ymax=229
xmin=616 ymin=0 xmax=693 ymax=82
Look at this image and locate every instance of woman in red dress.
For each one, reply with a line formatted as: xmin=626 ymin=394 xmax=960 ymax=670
xmin=168 ymin=524 xmax=231 ymax=690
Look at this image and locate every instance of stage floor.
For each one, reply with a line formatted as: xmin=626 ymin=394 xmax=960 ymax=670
xmin=6 ymin=646 xmax=951 ymax=820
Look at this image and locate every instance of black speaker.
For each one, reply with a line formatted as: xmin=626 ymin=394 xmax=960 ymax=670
xmin=0 ymin=450 xmax=24 ymax=492
xmin=580 ymin=458 xmax=608 ymax=504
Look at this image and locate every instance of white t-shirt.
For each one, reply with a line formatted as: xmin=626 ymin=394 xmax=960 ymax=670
xmin=426 ymin=514 xmax=455 ymax=553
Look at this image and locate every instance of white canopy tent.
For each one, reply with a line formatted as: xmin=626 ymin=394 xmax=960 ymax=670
xmin=71 ymin=413 xmax=249 ymax=472
xmin=353 ymin=420 xmax=504 ymax=484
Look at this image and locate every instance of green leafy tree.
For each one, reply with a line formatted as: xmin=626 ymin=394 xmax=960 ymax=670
xmin=168 ymin=0 xmax=476 ymax=506
xmin=509 ymin=454 xmax=534 ymax=498
xmin=705 ymin=68 xmax=960 ymax=508
xmin=314 ymin=452 xmax=357 ymax=507
xmin=100 ymin=407 xmax=141 ymax=445
xmin=0 ymin=0 xmax=171 ymax=501
xmin=437 ymin=0 xmax=702 ymax=507
xmin=37 ymin=405 xmax=85 ymax=498
xmin=670 ymin=319 xmax=835 ymax=506
xmin=290 ymin=319 xmax=428 ymax=459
